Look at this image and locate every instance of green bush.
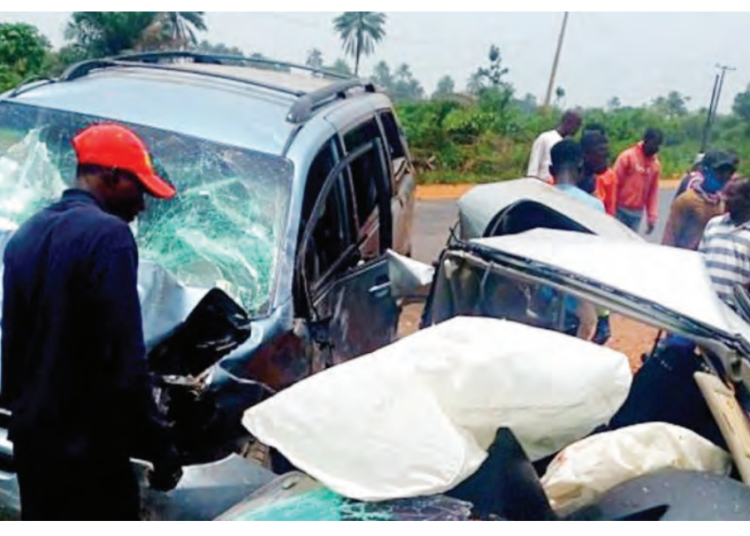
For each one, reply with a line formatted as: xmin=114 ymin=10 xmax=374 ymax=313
xmin=399 ymin=97 xmax=750 ymax=184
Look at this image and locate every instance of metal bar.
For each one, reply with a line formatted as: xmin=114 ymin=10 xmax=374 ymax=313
xmin=113 ymin=50 xmax=352 ymax=80
xmin=7 ymin=76 xmax=56 ymax=98
xmin=543 ymin=12 xmax=569 ymax=109
xmin=701 ymin=74 xmax=720 ymax=153
xmin=702 ymin=64 xmax=736 ymax=152
xmin=286 ymin=80 xmax=373 ymax=123
xmin=60 ymin=58 xmax=304 ymax=97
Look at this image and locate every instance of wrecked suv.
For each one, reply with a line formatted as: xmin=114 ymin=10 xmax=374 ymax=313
xmin=0 ymin=52 xmax=415 ymax=474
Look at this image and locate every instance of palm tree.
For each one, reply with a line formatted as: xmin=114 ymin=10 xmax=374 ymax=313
xmin=332 ymin=12 xmax=386 ymax=77
xmin=159 ymin=12 xmax=207 ymax=49
xmin=136 ymin=12 xmax=207 ymax=51
xmin=65 ymin=12 xmax=158 ymax=58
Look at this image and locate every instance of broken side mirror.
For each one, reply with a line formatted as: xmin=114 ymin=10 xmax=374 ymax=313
xmin=386 ymin=249 xmax=434 ymax=300
xmin=148 ymin=288 xmax=252 ymax=377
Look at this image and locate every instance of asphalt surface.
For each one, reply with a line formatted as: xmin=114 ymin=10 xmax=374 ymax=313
xmin=411 ymin=186 xmax=677 ymax=265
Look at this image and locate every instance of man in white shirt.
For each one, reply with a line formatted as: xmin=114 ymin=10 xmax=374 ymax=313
xmin=527 ymin=110 xmax=583 ymax=183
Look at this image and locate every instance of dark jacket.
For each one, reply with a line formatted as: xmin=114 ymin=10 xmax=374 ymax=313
xmin=1 ymin=189 xmax=172 ymax=464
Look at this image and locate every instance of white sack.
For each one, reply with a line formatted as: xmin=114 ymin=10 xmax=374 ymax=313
xmin=541 ymin=422 xmax=733 ymax=515
xmin=243 ymin=316 xmax=632 ymax=501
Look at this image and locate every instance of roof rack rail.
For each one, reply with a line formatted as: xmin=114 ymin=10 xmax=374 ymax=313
xmin=7 ymin=76 xmax=56 ymax=98
xmin=287 ymin=80 xmax=376 ymax=124
xmin=41 ymin=53 xmax=378 ymax=125
xmin=113 ymin=50 xmax=352 ymax=80
xmin=59 ymin=58 xmax=304 ymax=97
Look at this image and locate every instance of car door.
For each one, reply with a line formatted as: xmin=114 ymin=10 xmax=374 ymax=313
xmin=297 ymin=135 xmax=398 ymax=367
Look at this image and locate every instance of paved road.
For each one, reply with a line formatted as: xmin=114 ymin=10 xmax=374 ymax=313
xmin=411 ymin=186 xmax=677 ymax=265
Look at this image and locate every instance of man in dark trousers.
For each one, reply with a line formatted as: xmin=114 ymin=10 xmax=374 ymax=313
xmin=1 ymin=123 xmax=182 ymax=520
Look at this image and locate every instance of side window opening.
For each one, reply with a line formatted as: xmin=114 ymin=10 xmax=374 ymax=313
xmin=343 ymin=119 xmax=384 ymax=229
xmin=298 ymin=142 xmax=355 ymax=291
xmin=378 ymin=110 xmax=406 ymax=160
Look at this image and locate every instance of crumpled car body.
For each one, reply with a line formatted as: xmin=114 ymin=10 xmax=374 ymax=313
xmin=229 ymin=220 xmax=750 ymax=520
xmin=0 ymin=54 xmax=416 ymax=519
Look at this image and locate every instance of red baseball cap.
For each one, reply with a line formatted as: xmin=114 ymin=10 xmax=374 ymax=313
xmin=72 ymin=123 xmax=176 ymax=199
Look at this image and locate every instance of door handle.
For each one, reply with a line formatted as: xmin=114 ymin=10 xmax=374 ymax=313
xmin=368 ymin=281 xmax=392 ymax=298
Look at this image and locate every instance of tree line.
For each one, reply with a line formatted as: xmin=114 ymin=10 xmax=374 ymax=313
xmin=3 ymin=12 xmax=750 ymax=183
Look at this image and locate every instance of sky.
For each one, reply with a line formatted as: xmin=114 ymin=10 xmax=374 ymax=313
xmin=2 ymin=9 xmax=750 ymax=113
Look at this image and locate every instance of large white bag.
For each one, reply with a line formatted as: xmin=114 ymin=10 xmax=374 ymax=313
xmin=541 ymin=422 xmax=733 ymax=515
xmin=243 ymin=317 xmax=632 ymax=501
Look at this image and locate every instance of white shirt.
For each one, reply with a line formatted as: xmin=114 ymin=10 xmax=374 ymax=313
xmin=527 ymin=129 xmax=563 ymax=183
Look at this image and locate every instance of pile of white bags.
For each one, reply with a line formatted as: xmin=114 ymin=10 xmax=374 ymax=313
xmin=243 ymin=316 xmax=632 ymax=501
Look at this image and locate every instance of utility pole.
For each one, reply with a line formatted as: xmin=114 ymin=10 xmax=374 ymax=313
xmin=543 ymin=12 xmax=569 ymax=110
xmin=701 ymin=64 xmax=736 ymax=152
xmin=700 ymin=74 xmax=720 ymax=153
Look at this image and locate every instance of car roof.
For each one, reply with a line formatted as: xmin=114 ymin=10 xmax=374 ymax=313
xmin=470 ymin=228 xmax=750 ymax=350
xmin=5 ymin=58 xmax=379 ymax=156
xmin=458 ymin=179 xmax=643 ymax=243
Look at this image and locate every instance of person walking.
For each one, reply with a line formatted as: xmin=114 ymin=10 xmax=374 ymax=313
xmin=613 ymin=128 xmax=663 ymax=234
xmin=527 ymin=109 xmax=582 ymax=183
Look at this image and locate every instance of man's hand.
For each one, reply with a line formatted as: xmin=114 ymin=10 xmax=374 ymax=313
xmin=147 ymin=462 xmax=183 ymax=492
xmin=646 ymin=222 xmax=656 ymax=235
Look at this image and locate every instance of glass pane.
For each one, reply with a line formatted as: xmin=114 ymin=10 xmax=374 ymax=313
xmin=0 ymin=101 xmax=293 ymax=316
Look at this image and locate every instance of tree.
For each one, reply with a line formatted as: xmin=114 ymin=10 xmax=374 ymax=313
xmin=0 ymin=22 xmax=51 ymax=91
xmin=326 ymin=58 xmax=353 ymax=77
xmin=608 ymin=96 xmax=622 ymax=110
xmin=467 ymin=44 xmax=510 ymax=95
xmin=515 ymin=93 xmax=537 ymax=114
xmin=41 ymin=44 xmax=89 ymax=77
xmin=652 ymin=90 xmax=690 ymax=119
xmin=391 ymin=63 xmax=424 ymax=102
xmin=246 ymin=52 xmax=290 ymax=72
xmin=136 ymin=12 xmax=207 ymax=51
xmin=160 ymin=12 xmax=206 ymax=49
xmin=305 ymin=48 xmax=324 ymax=75
xmin=332 ymin=12 xmax=386 ymax=76
xmin=64 ymin=12 xmax=158 ymax=58
xmin=466 ymin=71 xmax=485 ymax=95
xmin=733 ymin=84 xmax=750 ymax=128
xmin=191 ymin=40 xmax=244 ymax=57
xmin=370 ymin=60 xmax=393 ymax=90
xmin=432 ymin=75 xmax=455 ymax=100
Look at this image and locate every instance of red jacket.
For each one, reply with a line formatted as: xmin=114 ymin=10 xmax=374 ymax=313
xmin=594 ymin=168 xmax=618 ymax=217
xmin=613 ymin=142 xmax=661 ymax=225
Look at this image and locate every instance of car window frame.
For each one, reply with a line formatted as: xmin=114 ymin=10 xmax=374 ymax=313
xmin=376 ymin=109 xmax=409 ymax=189
xmin=339 ymin=117 xmax=393 ymax=255
xmin=297 ymin=140 xmax=386 ymax=308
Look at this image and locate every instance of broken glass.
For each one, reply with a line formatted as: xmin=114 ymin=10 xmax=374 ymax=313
xmin=221 ymin=476 xmax=473 ymax=521
xmin=0 ymin=101 xmax=293 ymax=317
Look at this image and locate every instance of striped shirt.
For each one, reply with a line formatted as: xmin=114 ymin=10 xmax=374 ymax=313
xmin=698 ymin=214 xmax=750 ymax=307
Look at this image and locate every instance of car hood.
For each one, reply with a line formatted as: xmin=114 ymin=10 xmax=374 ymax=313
xmin=457 ymin=179 xmax=643 ymax=242
xmin=427 ymin=229 xmax=750 ymax=374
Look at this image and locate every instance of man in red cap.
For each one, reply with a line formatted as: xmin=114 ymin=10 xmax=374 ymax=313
xmin=1 ymin=123 xmax=181 ymax=520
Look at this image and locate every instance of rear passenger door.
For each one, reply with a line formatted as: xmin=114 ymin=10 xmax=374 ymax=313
xmin=297 ymin=132 xmax=398 ymax=367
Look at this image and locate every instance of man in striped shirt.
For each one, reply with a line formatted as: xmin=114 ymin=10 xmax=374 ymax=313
xmin=698 ymin=178 xmax=750 ymax=309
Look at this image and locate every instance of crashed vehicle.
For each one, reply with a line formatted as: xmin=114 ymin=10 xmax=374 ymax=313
xmin=237 ymin=227 xmax=750 ymax=521
xmin=0 ymin=51 xmax=416 ymax=519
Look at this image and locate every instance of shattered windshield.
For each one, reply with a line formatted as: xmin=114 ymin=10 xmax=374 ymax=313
xmin=0 ymin=101 xmax=293 ymax=316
